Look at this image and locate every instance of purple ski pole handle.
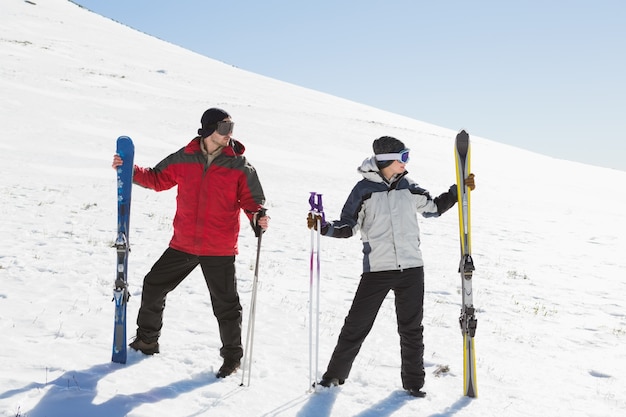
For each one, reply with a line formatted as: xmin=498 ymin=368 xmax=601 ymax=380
xmin=308 ymin=192 xmax=326 ymax=223
xmin=316 ymin=194 xmax=325 ymax=224
xmin=309 ymin=192 xmax=318 ymax=212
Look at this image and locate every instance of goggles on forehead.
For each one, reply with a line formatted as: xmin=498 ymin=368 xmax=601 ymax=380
xmin=375 ymin=149 xmax=410 ymax=164
xmin=215 ymin=121 xmax=234 ymax=135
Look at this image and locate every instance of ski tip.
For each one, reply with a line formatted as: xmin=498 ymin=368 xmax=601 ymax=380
xmin=116 ymin=136 xmax=135 ymax=149
xmin=116 ymin=136 xmax=135 ymax=158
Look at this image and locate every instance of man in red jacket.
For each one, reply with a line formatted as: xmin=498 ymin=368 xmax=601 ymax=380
xmin=112 ymin=108 xmax=269 ymax=378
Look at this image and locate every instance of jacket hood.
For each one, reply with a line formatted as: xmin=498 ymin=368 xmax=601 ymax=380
xmin=357 ymin=156 xmax=384 ymax=183
xmin=358 ymin=156 xmax=407 ymax=185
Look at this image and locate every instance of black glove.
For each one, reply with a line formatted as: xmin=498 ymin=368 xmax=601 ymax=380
xmin=253 ymin=208 xmax=267 ymax=237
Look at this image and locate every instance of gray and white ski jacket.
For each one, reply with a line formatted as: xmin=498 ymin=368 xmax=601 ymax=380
xmin=323 ymin=156 xmax=458 ymax=273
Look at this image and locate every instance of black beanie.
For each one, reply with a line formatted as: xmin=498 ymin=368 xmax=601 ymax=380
xmin=198 ymin=108 xmax=230 ymax=137
xmin=372 ymin=136 xmax=406 ymax=169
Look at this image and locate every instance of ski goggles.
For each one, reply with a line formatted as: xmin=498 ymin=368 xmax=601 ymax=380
xmin=215 ymin=121 xmax=234 ymax=135
xmin=375 ymin=149 xmax=410 ymax=164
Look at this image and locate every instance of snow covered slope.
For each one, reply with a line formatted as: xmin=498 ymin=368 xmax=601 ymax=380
xmin=1 ymin=1 xmax=625 ymax=416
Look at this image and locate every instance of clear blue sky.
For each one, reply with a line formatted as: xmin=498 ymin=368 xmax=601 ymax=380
xmin=73 ymin=0 xmax=626 ymax=171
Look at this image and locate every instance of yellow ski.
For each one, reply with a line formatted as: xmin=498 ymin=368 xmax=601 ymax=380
xmin=455 ymin=130 xmax=478 ymax=398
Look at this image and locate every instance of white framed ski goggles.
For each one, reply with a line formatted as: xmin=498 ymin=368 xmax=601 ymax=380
xmin=215 ymin=121 xmax=234 ymax=135
xmin=375 ymin=149 xmax=410 ymax=164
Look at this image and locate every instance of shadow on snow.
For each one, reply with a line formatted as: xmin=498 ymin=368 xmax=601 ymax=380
xmin=0 ymin=359 xmax=217 ymax=417
xmin=295 ymin=388 xmax=339 ymax=417
xmin=427 ymin=396 xmax=474 ymax=417
xmin=351 ymin=390 xmax=412 ymax=417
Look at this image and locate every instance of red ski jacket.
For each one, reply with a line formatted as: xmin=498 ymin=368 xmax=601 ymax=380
xmin=133 ymin=137 xmax=265 ymax=256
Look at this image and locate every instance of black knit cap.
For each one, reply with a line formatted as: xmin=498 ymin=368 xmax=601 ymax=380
xmin=373 ymin=136 xmax=406 ymax=169
xmin=198 ymin=107 xmax=230 ymax=138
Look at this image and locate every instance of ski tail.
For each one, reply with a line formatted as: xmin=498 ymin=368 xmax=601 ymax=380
xmin=455 ymin=130 xmax=478 ymax=398
xmin=112 ymin=136 xmax=134 ymax=364
xmin=463 ymin=333 xmax=478 ymax=397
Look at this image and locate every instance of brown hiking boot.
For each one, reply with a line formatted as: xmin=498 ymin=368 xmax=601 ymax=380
xmin=129 ymin=337 xmax=160 ymax=355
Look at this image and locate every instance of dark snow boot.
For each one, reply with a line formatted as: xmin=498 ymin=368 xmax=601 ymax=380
xmin=407 ymin=388 xmax=427 ymax=398
xmin=129 ymin=337 xmax=160 ymax=355
xmin=317 ymin=377 xmax=345 ymax=388
xmin=216 ymin=358 xmax=240 ymax=378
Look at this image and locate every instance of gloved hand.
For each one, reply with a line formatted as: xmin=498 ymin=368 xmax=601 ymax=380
xmin=465 ymin=173 xmax=476 ymax=191
xmin=307 ymin=213 xmax=325 ymax=230
xmin=253 ymin=209 xmax=269 ymax=237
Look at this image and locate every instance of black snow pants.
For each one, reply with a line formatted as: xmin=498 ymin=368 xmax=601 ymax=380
xmin=135 ymin=248 xmax=243 ymax=361
xmin=323 ymin=267 xmax=426 ymax=389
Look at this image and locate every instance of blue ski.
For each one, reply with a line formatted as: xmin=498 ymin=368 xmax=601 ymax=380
xmin=112 ymin=136 xmax=134 ymax=364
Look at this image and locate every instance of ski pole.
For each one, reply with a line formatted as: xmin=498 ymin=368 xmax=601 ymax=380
xmin=309 ymin=216 xmax=315 ymax=389
xmin=240 ymin=215 xmax=264 ymax=387
xmin=308 ymin=192 xmax=323 ymax=389
xmin=314 ymin=195 xmax=323 ymax=387
xmin=314 ymin=220 xmax=321 ymax=386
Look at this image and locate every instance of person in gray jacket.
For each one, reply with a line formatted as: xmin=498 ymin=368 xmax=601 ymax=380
xmin=307 ymin=136 xmax=475 ymax=397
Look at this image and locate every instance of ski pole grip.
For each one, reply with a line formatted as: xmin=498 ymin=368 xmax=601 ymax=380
xmin=308 ymin=192 xmax=326 ymax=224
xmin=252 ymin=208 xmax=267 ymax=237
xmin=308 ymin=192 xmax=317 ymax=212
xmin=316 ymin=194 xmax=326 ymax=224
xmin=316 ymin=194 xmax=324 ymax=214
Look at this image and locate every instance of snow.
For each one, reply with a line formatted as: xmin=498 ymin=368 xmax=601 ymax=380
xmin=1 ymin=1 xmax=625 ymax=416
